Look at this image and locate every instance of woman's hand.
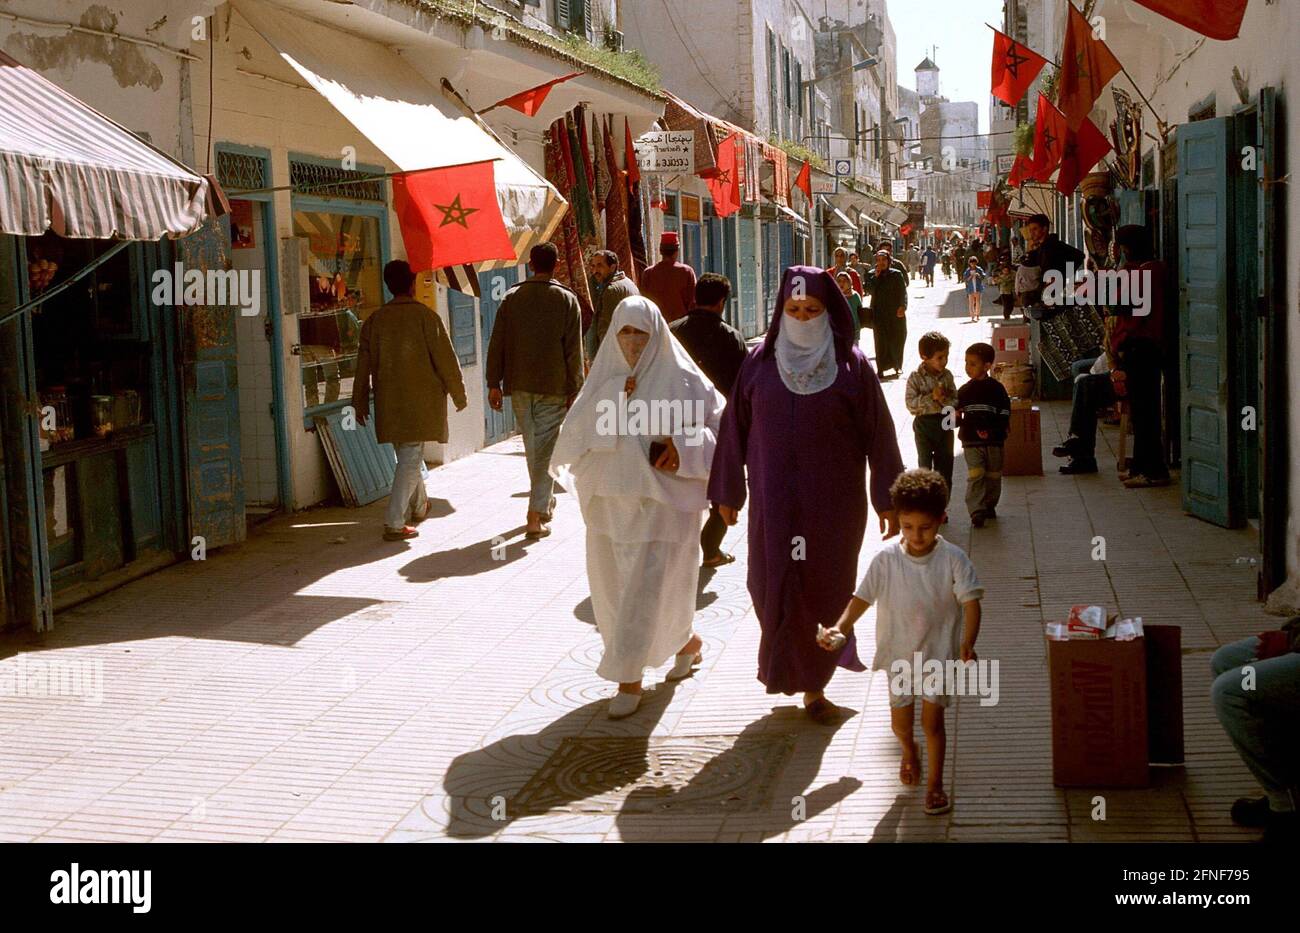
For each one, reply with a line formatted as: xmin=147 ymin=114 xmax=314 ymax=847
xmin=653 ymin=437 xmax=680 ymax=473
xmin=817 ymin=623 xmax=848 ymax=652
xmin=624 ymin=376 xmax=637 ymax=395
xmin=718 ymin=505 xmax=739 ymax=526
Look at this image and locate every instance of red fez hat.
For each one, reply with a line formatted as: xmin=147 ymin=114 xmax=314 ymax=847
xmin=660 ymin=231 xmax=679 ymax=247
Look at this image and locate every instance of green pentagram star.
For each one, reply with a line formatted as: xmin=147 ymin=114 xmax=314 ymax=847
xmin=1041 ymin=127 xmax=1058 ymax=154
xmin=434 ymin=194 xmax=479 ymax=228
xmin=1075 ymin=50 xmax=1091 ymax=84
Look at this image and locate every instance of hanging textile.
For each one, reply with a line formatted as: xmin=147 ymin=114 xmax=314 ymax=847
xmin=762 ymin=143 xmax=790 ymax=208
xmin=594 ymin=115 xmax=611 ymax=210
xmin=565 ymin=112 xmax=598 ymax=241
xmin=602 ymin=116 xmax=635 ymax=283
xmin=576 ymin=104 xmax=596 ymax=197
xmin=545 ymin=119 xmax=595 ymax=328
xmin=625 ymin=117 xmax=648 ymax=281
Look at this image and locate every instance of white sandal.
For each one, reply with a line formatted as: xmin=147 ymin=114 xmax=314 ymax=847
xmin=607 ymin=691 xmax=642 ymax=719
xmin=666 ymin=651 xmax=702 ymax=681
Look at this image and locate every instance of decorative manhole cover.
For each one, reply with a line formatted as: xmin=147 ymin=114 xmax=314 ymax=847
xmin=510 ymin=734 xmax=796 ymax=815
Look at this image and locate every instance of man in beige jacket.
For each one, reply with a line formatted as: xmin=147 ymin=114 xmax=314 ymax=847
xmin=353 ymin=260 xmax=467 ymax=541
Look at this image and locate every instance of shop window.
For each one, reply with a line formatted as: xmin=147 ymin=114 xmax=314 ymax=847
xmin=292 ymin=210 xmax=383 ymax=414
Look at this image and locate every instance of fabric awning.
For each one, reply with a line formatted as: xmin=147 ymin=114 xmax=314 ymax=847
xmin=775 ymin=203 xmax=808 ymax=227
xmin=0 ymin=50 xmax=212 ymax=239
xmin=234 ymin=0 xmax=565 ymax=278
xmin=820 ymin=196 xmax=857 ymax=229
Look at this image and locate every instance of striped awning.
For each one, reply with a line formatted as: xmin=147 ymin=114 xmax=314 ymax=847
xmin=0 ymin=50 xmax=211 ymax=240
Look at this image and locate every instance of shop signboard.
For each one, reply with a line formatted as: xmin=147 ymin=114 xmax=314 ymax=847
xmin=635 ymin=131 xmax=694 ymax=174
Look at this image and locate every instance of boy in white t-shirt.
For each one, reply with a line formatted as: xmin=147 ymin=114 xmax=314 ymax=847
xmin=817 ymin=469 xmax=983 ymax=815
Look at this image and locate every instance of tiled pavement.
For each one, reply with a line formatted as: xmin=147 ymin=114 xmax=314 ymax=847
xmin=0 ymin=279 xmax=1276 ymax=842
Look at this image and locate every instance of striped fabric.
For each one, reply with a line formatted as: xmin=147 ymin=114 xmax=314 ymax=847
xmin=0 ymin=50 xmax=209 ymax=240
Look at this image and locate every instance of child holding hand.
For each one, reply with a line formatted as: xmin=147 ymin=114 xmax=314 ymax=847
xmin=817 ymin=469 xmax=983 ymax=815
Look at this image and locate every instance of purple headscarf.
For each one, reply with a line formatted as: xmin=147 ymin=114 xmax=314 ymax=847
xmin=761 ymin=265 xmax=858 ymax=361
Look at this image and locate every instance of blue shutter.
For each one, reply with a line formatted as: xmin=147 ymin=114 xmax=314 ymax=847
xmin=739 ymin=217 xmax=758 ymax=338
xmin=556 ymin=0 xmax=571 ymax=29
xmin=478 ymin=268 xmax=519 ymax=445
xmin=447 ymin=288 xmax=477 ymax=366
xmin=179 ymin=219 xmax=245 ymax=548
xmin=1176 ymin=117 xmax=1235 ymax=527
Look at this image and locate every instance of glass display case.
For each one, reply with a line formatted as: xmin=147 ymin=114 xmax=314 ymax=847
xmin=292 ymin=210 xmax=382 ymax=413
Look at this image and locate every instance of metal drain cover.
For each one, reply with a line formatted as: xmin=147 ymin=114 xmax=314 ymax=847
xmin=510 ymin=734 xmax=797 ymax=816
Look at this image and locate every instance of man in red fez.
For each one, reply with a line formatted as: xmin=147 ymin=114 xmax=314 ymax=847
xmin=639 ymin=231 xmax=698 ymax=323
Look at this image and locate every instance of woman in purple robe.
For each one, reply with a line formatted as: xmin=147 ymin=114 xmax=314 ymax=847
xmin=707 ymin=266 xmax=905 ymax=723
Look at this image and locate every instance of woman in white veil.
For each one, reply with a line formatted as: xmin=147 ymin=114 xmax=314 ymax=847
xmin=551 ymin=296 xmax=727 ymax=718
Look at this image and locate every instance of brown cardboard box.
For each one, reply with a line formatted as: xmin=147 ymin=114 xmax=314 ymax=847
xmin=1002 ymin=404 xmax=1042 ymax=476
xmin=991 ymin=322 xmax=1031 ymax=364
xmin=1048 ymin=636 xmax=1149 ymax=787
xmin=1047 ymin=623 xmax=1185 ymax=787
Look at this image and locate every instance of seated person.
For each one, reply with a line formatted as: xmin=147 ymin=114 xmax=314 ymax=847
xmin=1211 ymin=617 xmax=1300 ymax=843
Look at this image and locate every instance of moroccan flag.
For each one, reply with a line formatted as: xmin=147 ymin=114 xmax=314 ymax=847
xmin=990 ymin=28 xmax=1049 ymax=106
xmin=1056 ymin=116 xmax=1114 ymax=195
xmin=1129 ymin=0 xmax=1248 ymax=41
xmin=1057 ymin=3 xmax=1123 ymax=130
xmin=705 ymin=133 xmax=742 ymax=218
xmin=792 ymin=160 xmax=812 ymax=201
xmin=391 ymin=161 xmax=515 ymax=272
xmin=977 ymin=190 xmax=993 ymax=209
xmin=1031 ymin=94 xmax=1069 ymax=180
xmin=481 ymin=71 xmax=583 ymax=117
xmin=1007 ymin=152 xmax=1035 ymax=187
xmin=624 ymin=117 xmax=641 ymax=185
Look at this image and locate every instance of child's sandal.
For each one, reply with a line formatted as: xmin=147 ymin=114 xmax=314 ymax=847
xmin=924 ymin=789 xmax=952 ymax=815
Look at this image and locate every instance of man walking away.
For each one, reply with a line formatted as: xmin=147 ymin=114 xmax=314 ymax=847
xmin=586 ymin=249 xmax=639 ymax=361
xmin=353 ymin=260 xmax=467 ymax=542
xmin=921 ymin=244 xmax=937 ymax=287
xmin=487 ymin=243 xmax=585 ymax=539
xmin=640 ymin=231 xmax=697 ymax=323
xmin=670 ymin=273 xmax=748 ymax=567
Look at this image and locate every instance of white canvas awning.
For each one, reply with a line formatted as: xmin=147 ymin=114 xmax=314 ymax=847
xmin=0 ymin=49 xmax=214 ymax=239
xmin=233 ymin=0 xmax=565 ymax=279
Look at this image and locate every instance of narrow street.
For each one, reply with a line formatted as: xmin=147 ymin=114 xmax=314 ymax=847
xmin=0 ymin=276 xmax=1272 ymax=843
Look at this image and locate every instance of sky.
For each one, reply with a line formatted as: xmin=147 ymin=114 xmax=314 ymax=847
xmin=885 ymin=0 xmax=1006 ymax=132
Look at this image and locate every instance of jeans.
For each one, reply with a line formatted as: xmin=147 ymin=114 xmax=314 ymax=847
xmin=965 ymin=445 xmax=1003 ymax=518
xmin=701 ymin=504 xmax=727 ymax=560
xmin=511 ymin=390 xmax=567 ymax=515
xmin=385 ymin=442 xmax=428 ymax=530
xmin=1067 ymin=367 xmax=1114 ymax=461
xmin=1211 ymin=637 xmax=1300 ymax=812
xmin=1117 ymin=337 xmax=1169 ymax=480
xmin=913 ymin=414 xmax=954 ymax=497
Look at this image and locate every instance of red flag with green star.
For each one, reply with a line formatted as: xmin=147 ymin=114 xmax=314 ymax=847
xmin=391 ymin=160 xmax=516 ymax=272
xmin=1057 ymin=3 xmax=1123 ymax=130
xmin=1030 ymin=94 xmax=1069 ymax=181
xmin=704 ymin=133 xmax=741 ymax=218
xmin=1056 ymin=116 xmax=1114 ymax=195
xmin=1130 ymin=0 xmax=1248 ymax=41
xmin=990 ymin=27 xmax=1049 ymax=106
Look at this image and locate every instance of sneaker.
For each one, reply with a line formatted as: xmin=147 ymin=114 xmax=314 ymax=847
xmin=1231 ymin=795 xmax=1272 ymax=828
xmin=1059 ymin=459 xmax=1098 ymax=475
xmin=1052 ymin=436 xmax=1084 ymax=459
xmin=383 ymin=525 xmax=418 ymax=541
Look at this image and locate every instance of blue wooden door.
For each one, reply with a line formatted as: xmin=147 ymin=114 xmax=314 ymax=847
xmin=738 ymin=216 xmax=758 ymax=337
xmin=179 ymin=219 xmax=246 ymax=548
xmin=479 ymin=267 xmax=520 ymax=445
xmin=706 ymin=216 xmax=723 ymax=275
xmin=682 ymin=222 xmax=702 ymax=275
xmin=1177 ymin=118 xmax=1235 ymax=527
xmin=723 ymin=216 xmax=739 ymax=330
xmin=779 ymin=221 xmax=795 ymax=274
xmin=762 ymin=221 xmax=780 ymax=329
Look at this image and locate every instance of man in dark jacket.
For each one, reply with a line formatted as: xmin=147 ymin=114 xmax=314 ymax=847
xmin=586 ymin=250 xmax=639 ymax=361
xmin=865 ymin=249 xmax=910 ymax=379
xmin=670 ymin=273 xmax=747 ymax=567
xmin=487 ymin=243 xmax=584 ymax=539
xmin=1019 ymin=213 xmax=1085 ymax=310
xmin=354 ymin=260 xmax=468 ymax=541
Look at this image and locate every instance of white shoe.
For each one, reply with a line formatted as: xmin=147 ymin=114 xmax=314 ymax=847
xmin=607 ymin=691 xmax=642 ymax=719
xmin=665 ymin=652 xmax=702 ymax=681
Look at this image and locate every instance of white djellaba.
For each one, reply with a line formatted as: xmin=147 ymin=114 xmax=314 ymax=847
xmin=551 ymin=296 xmax=726 ymax=688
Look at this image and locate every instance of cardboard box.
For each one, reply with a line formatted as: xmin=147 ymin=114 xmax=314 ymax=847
xmin=992 ymin=322 xmax=1031 ymax=364
xmin=1047 ymin=623 xmax=1184 ymax=787
xmin=1002 ymin=405 xmax=1042 ymax=476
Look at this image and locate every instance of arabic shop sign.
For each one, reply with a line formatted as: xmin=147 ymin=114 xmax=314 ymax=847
xmin=635 ymin=131 xmax=695 ymax=174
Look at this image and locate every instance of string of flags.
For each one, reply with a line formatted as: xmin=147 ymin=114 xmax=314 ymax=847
xmin=985 ymin=0 xmax=1249 ymax=211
